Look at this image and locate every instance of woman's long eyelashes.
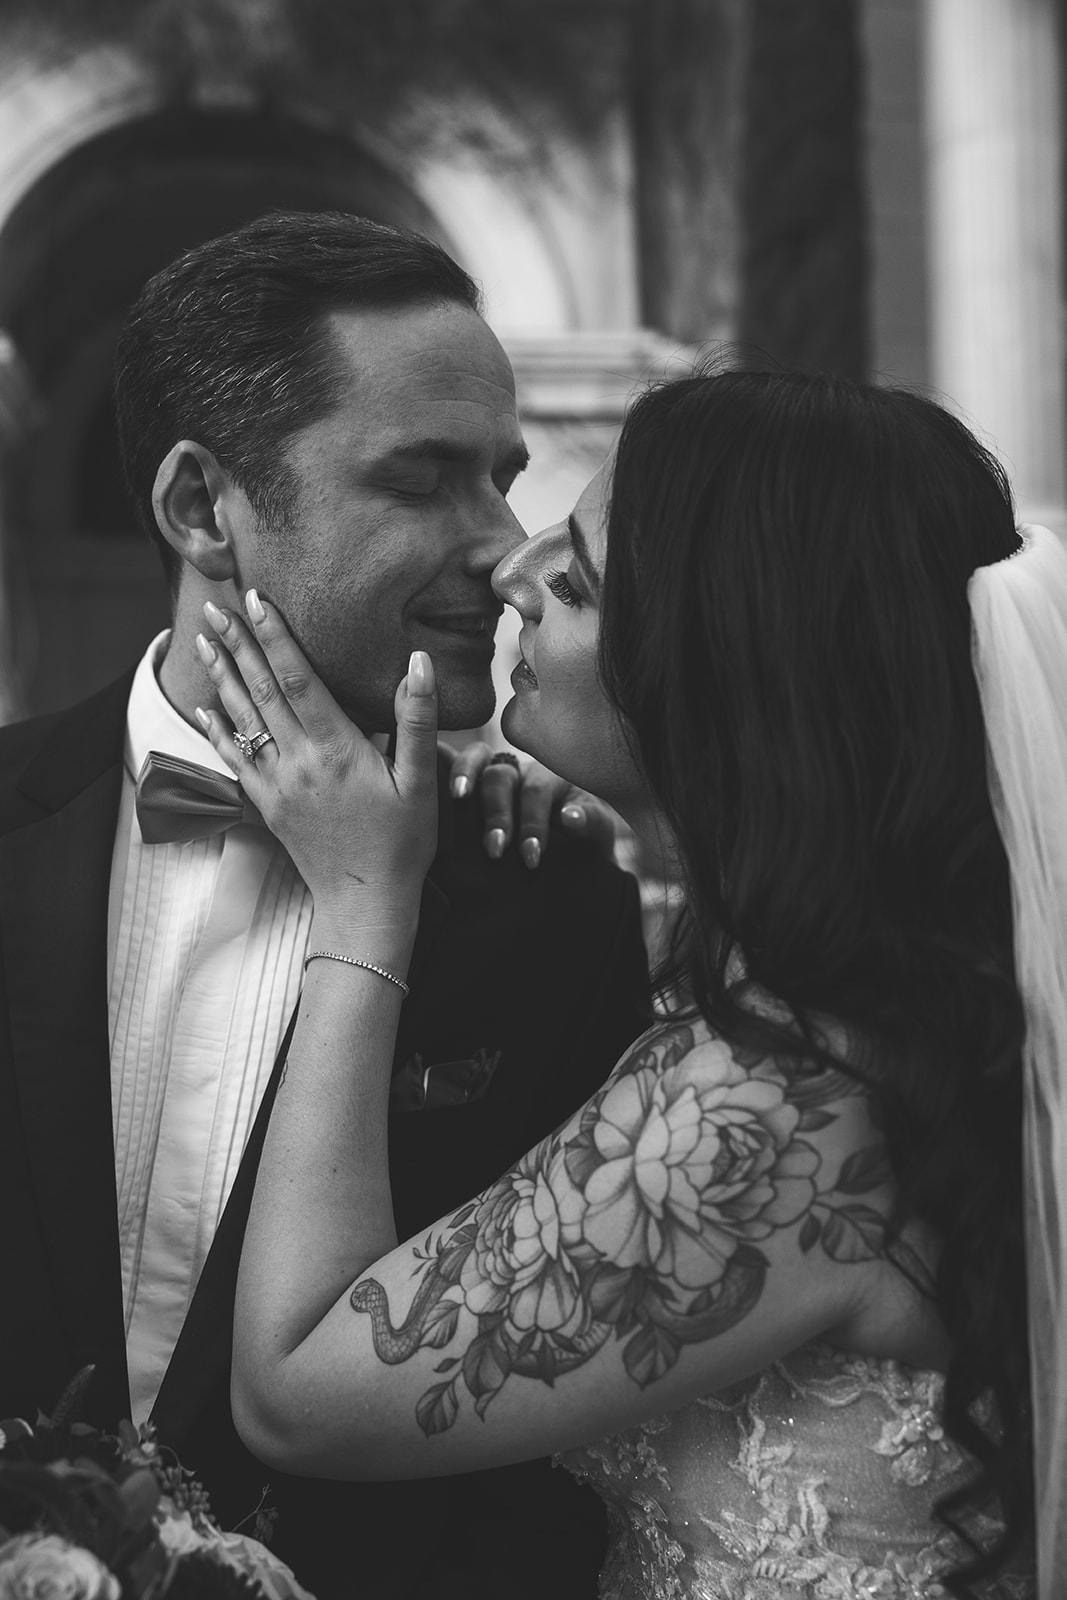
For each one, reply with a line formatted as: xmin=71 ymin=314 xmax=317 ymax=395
xmin=545 ymin=569 xmax=584 ymax=608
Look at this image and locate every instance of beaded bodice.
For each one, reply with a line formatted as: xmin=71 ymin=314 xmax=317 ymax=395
xmin=558 ymin=1343 xmax=1033 ymax=1599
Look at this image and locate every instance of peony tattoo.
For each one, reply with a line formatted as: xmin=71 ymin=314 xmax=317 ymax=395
xmin=349 ymin=1023 xmax=888 ymax=1435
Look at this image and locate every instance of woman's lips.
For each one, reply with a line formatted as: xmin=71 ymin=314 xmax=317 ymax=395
xmin=511 ymin=657 xmax=539 ymax=691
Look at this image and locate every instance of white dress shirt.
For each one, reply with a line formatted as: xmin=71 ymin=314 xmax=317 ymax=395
xmin=107 ymin=631 xmax=312 ymax=1422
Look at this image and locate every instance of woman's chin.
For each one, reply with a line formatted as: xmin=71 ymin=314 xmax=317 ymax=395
xmin=499 ymin=694 xmax=535 ymax=757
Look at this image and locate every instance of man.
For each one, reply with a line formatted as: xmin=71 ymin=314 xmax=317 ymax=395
xmin=0 ymin=212 xmax=649 ymax=1598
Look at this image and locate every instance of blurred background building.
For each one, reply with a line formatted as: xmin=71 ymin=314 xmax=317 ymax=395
xmin=0 ymin=0 xmax=1061 ymax=728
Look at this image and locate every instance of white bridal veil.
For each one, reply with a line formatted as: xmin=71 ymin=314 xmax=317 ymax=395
xmin=969 ymin=523 xmax=1067 ymax=1598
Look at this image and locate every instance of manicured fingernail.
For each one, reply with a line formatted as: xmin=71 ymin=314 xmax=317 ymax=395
xmin=194 ymin=706 xmax=211 ymax=730
xmin=451 ymin=774 xmax=471 ymax=799
xmin=561 ymin=804 xmax=584 ymax=828
xmin=407 ymin=650 xmax=435 ymax=696
xmin=195 ymin=633 xmax=217 ymax=666
xmin=246 ymin=588 xmax=265 ymax=624
xmin=521 ymin=837 xmax=542 ymax=871
xmin=487 ymin=827 xmax=507 ymax=860
xmin=203 ymin=601 xmax=230 ymax=633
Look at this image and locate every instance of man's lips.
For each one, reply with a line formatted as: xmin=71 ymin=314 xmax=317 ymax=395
xmin=412 ymin=612 xmax=500 ymax=641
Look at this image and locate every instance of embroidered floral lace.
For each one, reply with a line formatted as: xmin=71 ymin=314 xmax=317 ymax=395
xmin=558 ymin=1342 xmax=1033 ymax=1599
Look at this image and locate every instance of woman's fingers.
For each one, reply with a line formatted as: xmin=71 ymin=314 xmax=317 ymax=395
xmin=448 ymin=747 xmax=618 ymax=869
xmin=447 ymin=739 xmax=518 ymax=860
xmin=477 ymin=750 xmax=524 ymax=862
xmin=558 ymin=791 xmax=618 ymax=858
xmin=510 ymin=765 xmax=621 ymax=869
xmin=207 ymin=590 xmax=356 ymax=750
xmin=195 ymin=631 xmax=284 ymax=781
xmin=448 ymin=739 xmax=495 ymax=800
xmin=393 ymin=652 xmax=439 ymax=804
xmin=198 ymin=699 xmax=247 ymax=779
xmin=446 ymin=742 xmax=621 ymax=869
xmin=201 ymin=597 xmax=305 ymax=751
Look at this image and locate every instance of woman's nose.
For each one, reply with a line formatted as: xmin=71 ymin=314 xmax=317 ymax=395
xmin=491 ymin=541 xmax=535 ymax=610
xmin=492 ymin=524 xmax=557 ymax=610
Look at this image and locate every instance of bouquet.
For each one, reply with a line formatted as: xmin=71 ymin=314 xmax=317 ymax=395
xmin=0 ymin=1369 xmax=315 ymax=1600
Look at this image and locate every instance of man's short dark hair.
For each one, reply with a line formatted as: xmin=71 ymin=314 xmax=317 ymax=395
xmin=114 ymin=210 xmax=483 ymax=590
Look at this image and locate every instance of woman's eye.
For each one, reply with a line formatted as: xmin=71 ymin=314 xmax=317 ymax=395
xmin=545 ymin=569 xmax=584 ymax=609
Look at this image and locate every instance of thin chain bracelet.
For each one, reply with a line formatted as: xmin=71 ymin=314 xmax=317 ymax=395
xmin=303 ymin=951 xmax=410 ymax=997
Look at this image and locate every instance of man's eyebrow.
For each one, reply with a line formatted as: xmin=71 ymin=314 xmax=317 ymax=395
xmin=374 ymin=438 xmax=530 ymax=476
xmin=568 ymin=513 xmax=601 ymax=597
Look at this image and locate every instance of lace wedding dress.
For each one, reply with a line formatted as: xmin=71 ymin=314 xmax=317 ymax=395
xmin=559 ymin=1342 xmax=1034 ymax=1599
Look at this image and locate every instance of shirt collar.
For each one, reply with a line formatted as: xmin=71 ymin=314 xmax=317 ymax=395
xmin=125 ymin=630 xmax=234 ymax=782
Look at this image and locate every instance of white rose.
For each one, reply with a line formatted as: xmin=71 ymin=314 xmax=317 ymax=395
xmin=154 ymin=1508 xmax=205 ymax=1559
xmin=0 ymin=1534 xmax=120 ymax=1600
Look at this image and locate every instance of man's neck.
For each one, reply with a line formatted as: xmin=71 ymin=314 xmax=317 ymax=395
xmin=156 ymin=621 xmax=214 ymax=731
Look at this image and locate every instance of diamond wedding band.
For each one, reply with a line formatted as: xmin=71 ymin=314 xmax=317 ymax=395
xmin=233 ymin=728 xmax=276 ymax=762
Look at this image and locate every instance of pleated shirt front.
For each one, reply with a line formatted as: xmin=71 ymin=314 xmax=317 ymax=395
xmin=107 ymin=632 xmax=312 ymax=1422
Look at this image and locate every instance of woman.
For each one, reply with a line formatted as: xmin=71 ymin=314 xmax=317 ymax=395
xmin=200 ymin=371 xmax=1056 ymax=1597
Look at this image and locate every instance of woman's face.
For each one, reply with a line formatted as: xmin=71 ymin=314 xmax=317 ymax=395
xmin=492 ymin=459 xmax=643 ymax=810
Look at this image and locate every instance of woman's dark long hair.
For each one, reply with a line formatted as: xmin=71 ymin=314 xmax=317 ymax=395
xmin=599 ymin=369 xmax=1030 ymax=1592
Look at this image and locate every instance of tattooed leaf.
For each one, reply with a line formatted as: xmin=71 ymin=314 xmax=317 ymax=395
xmin=415 ymin=1379 xmax=459 ymax=1437
xmin=512 ymin=1328 xmax=538 ymax=1363
xmin=588 ymin=1265 xmax=645 ymax=1327
xmin=730 ymin=1040 xmax=768 ymax=1071
xmin=436 ymin=1236 xmax=476 ymax=1285
xmin=623 ymin=1321 xmax=682 ymax=1389
xmin=462 ymin=1328 xmax=510 ymax=1404
xmin=535 ymin=1339 xmax=559 ymax=1386
xmin=433 ymin=1357 xmax=460 ymax=1373
xmin=687 ymin=1285 xmax=713 ymax=1315
xmin=798 ymin=1213 xmax=822 ymax=1254
xmin=646 ymin=1274 xmax=689 ymax=1317
xmin=422 ymin=1298 xmax=461 ymax=1348
xmin=821 ymin=1203 xmax=886 ymax=1263
xmin=796 ymin=1108 xmax=835 ymax=1133
xmin=451 ymin=1203 xmax=477 ymax=1227
xmin=656 ymin=1025 xmax=697 ymax=1074
xmin=835 ymin=1143 xmax=892 ymax=1195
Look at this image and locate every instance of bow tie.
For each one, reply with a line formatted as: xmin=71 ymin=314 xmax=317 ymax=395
xmin=135 ymin=751 xmax=263 ymax=844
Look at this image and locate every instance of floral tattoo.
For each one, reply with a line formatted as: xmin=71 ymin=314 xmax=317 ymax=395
xmin=349 ymin=1024 xmax=889 ymax=1435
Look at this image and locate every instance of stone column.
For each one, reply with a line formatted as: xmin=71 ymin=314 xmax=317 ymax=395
xmin=923 ymin=0 xmax=1067 ymax=528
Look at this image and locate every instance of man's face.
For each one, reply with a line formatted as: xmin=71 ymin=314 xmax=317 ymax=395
xmin=241 ymin=300 xmax=529 ymax=731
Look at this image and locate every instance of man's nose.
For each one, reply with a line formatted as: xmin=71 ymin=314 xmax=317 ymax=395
xmin=465 ymin=498 xmax=527 ymax=571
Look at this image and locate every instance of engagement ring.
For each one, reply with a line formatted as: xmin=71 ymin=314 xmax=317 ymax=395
xmin=233 ymin=728 xmax=276 ymax=762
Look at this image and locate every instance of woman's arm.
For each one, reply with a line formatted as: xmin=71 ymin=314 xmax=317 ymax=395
xmin=232 ymin=1016 xmax=898 ymax=1481
xmin=200 ymin=597 xmax=905 ymax=1481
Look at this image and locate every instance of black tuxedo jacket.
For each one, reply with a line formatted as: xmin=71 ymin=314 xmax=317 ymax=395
xmin=0 ymin=671 xmax=651 ymax=1600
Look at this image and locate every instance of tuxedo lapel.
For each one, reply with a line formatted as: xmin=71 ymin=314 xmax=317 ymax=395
xmin=0 ymin=673 xmax=134 ymax=1421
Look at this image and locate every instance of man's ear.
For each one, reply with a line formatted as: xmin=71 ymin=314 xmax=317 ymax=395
xmin=152 ymin=441 xmax=243 ymax=581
